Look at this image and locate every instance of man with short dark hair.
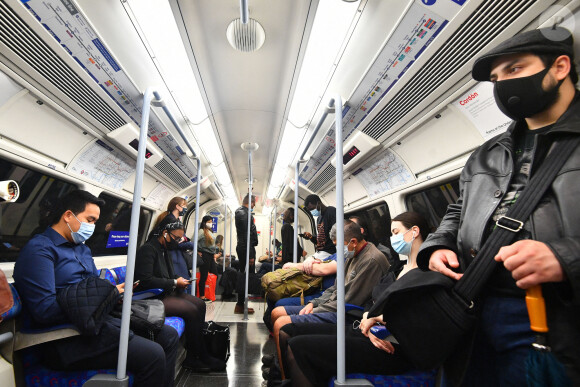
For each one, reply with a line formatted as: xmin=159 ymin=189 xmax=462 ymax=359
xmin=14 ymin=190 xmax=178 ymax=387
xmin=302 ymin=194 xmax=336 ymax=258
xmin=420 ymin=27 xmax=580 ymax=385
xmin=234 ymin=193 xmax=259 ymax=314
xmin=270 ymin=219 xmax=389 ymax=378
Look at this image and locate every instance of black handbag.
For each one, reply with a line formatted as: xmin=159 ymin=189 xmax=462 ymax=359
xmin=368 ymin=136 xmax=580 ymax=371
xmin=112 ymin=299 xmax=166 ymax=340
xmin=202 ymin=321 xmax=230 ymax=362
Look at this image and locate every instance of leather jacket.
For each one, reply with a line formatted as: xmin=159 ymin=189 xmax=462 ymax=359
xmin=418 ymin=94 xmax=580 ymax=384
xmin=235 ymin=206 xmax=258 ymax=247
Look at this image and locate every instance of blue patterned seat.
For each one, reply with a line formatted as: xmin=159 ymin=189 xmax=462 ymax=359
xmin=329 ymin=369 xmax=437 ymax=386
xmin=1 ymin=284 xmax=22 ymax=321
xmin=21 ymin=350 xmax=134 ymax=387
xmin=164 ymin=316 xmax=185 ymax=337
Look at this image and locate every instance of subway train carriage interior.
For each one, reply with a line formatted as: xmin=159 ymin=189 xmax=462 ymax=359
xmin=1 ymin=0 xmax=579 ymax=386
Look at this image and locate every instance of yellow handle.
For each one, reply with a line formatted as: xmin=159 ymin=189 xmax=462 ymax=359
xmin=525 ymin=285 xmax=548 ymax=333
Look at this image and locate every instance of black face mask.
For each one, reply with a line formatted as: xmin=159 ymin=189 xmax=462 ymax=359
xmin=165 ymin=234 xmax=180 ymax=250
xmin=493 ymin=66 xmax=563 ymax=121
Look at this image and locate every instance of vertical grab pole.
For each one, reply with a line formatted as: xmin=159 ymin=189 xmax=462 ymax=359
xmin=244 ymin=149 xmax=254 ymax=320
xmin=272 ymin=204 xmax=277 ymax=272
xmin=293 ymin=162 xmax=303 ymax=264
xmin=268 ymin=210 xmax=273 ymax=268
xmin=294 ymin=102 xmax=334 ymax=264
xmin=191 ymin=158 xmax=201 ymax=296
xmin=115 ymin=87 xmax=155 ymax=382
xmin=223 ymin=203 xmax=228 ymax=273
xmin=151 ymin=91 xmax=202 ymax=296
xmin=332 ymin=96 xmax=347 ymax=385
xmin=229 ymin=213 xmax=233 ymax=261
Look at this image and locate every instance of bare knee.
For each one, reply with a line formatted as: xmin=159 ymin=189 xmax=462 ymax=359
xmin=271 ymin=306 xmax=288 ymax=324
xmin=273 ymin=316 xmax=291 ymax=337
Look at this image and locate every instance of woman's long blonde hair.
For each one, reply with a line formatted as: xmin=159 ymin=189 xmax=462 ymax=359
xmin=153 ymin=197 xmax=187 ymax=229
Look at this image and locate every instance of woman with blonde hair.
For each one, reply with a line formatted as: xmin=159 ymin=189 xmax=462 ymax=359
xmin=198 ymin=215 xmax=220 ymax=301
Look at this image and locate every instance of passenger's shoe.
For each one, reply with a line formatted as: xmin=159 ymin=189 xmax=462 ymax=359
xmin=182 ymin=357 xmax=210 ymax=373
xmin=201 ymin=297 xmax=212 ymax=303
xmin=204 ymin=355 xmax=227 ymax=372
xmin=234 ymin=304 xmax=255 ymax=314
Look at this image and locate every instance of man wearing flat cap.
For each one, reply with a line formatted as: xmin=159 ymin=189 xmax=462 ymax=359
xmin=418 ymin=27 xmax=580 ymax=385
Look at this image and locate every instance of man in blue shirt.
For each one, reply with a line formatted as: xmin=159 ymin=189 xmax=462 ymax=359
xmin=14 ymin=190 xmax=178 ymax=387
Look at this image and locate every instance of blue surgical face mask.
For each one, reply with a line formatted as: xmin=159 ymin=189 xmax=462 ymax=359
xmin=310 ymin=209 xmax=320 ymax=217
xmin=344 ymin=243 xmax=355 ymax=259
xmin=67 ymin=213 xmax=95 ymax=244
xmin=390 ymin=229 xmax=415 ymax=256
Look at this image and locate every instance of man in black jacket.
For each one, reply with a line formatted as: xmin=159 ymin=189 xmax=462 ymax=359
xmin=418 ymin=27 xmax=580 ymax=385
xmin=280 ymin=207 xmax=305 ymax=265
xmin=234 ymin=193 xmax=259 ymax=314
xmin=302 ymin=195 xmax=336 ymax=259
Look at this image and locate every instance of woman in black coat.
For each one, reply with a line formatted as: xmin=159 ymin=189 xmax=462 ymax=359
xmin=135 ymin=221 xmax=226 ymax=372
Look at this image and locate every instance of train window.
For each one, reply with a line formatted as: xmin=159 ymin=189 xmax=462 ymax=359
xmin=86 ymin=193 xmax=152 ymax=257
xmin=0 ymin=158 xmax=78 ymax=263
xmin=347 ymin=202 xmax=393 ymax=249
xmin=405 ymin=179 xmax=460 ymax=232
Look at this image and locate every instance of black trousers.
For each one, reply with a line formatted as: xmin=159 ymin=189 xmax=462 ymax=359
xmin=235 ymin=245 xmax=255 ymax=305
xmin=198 ymin=252 xmax=217 ymax=297
xmin=284 ymin=323 xmax=414 ymax=387
xmin=162 ymin=291 xmax=208 ymax=358
xmin=58 ymin=324 xmax=179 ymax=387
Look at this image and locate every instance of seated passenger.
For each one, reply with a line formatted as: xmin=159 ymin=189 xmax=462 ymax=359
xmin=134 ymin=221 xmax=226 ymax=372
xmin=282 ymin=211 xmax=430 ymax=386
xmin=271 ymin=220 xmax=390 ymax=377
xmin=148 ymin=196 xmax=194 ymax=283
xmin=301 ymin=195 xmax=337 ymax=260
xmin=263 ymin=224 xmax=339 ymax=332
xmin=13 ymin=190 xmax=179 ymax=387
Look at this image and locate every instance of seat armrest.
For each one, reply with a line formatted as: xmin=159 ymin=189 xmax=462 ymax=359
xmin=14 ymin=323 xmax=80 ymax=350
xmin=132 ymin=288 xmax=163 ymax=300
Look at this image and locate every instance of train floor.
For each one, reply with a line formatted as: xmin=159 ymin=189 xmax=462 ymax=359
xmin=175 ymin=298 xmax=274 ymax=387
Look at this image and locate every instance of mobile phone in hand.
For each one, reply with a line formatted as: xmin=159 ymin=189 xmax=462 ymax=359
xmin=133 ymin=280 xmax=140 ymax=287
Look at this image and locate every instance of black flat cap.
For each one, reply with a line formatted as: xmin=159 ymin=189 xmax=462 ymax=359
xmin=472 ymin=27 xmax=574 ymax=81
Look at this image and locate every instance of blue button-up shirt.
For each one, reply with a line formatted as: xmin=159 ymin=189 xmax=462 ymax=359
xmin=13 ymin=227 xmax=98 ymax=326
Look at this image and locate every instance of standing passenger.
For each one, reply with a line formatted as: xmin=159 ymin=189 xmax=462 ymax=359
xmin=421 ymin=27 xmax=580 ymax=385
xmin=14 ymin=190 xmax=179 ymax=387
xmin=280 ymin=208 xmax=305 ymax=265
xmin=301 ymin=195 xmax=336 ymax=260
xmin=197 ymin=215 xmax=219 ymax=302
xmin=234 ymin=194 xmax=258 ymax=314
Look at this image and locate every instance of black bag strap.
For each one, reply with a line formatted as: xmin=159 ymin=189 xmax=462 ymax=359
xmin=454 ymin=135 xmax=580 ymax=302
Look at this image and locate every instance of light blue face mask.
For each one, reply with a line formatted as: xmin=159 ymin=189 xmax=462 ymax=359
xmin=67 ymin=213 xmax=95 ymax=244
xmin=344 ymin=243 xmax=354 ymax=259
xmin=390 ymin=228 xmax=415 ymax=256
xmin=310 ymin=209 xmax=320 ymax=217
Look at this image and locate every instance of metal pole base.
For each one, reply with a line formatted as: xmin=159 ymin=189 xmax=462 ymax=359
xmin=334 ymin=378 xmax=374 ymax=386
xmin=243 ymin=297 xmax=249 ymax=321
xmin=84 ymin=374 xmax=129 ymax=386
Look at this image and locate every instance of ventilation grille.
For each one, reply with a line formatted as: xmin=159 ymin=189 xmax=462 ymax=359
xmin=154 ymin=159 xmax=191 ymax=189
xmin=0 ymin=1 xmax=127 ymax=131
xmin=362 ymin=0 xmax=536 ymax=140
xmin=308 ymin=164 xmax=336 ymax=192
xmin=226 ymin=18 xmax=266 ymax=52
